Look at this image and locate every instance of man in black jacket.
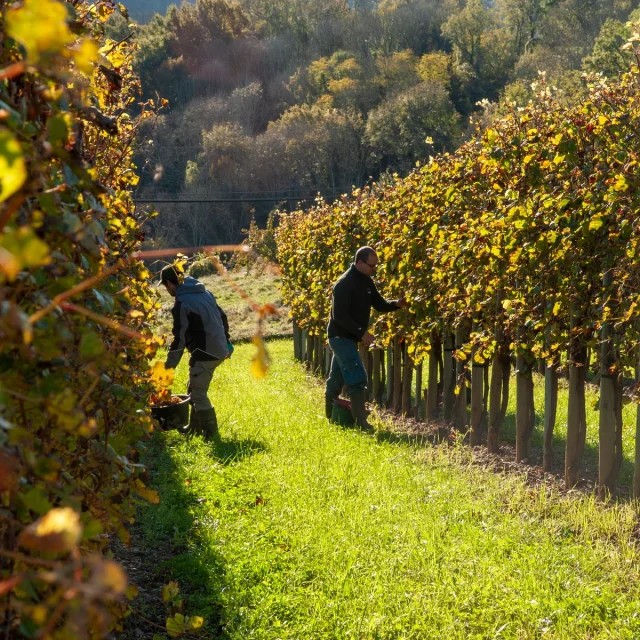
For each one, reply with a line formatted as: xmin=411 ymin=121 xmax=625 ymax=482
xmin=325 ymin=246 xmax=406 ymax=431
xmin=161 ymin=265 xmax=233 ymax=439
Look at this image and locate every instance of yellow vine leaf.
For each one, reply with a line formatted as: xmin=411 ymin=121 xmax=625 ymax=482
xmin=151 ymin=361 xmax=174 ymax=389
xmin=0 ymin=227 xmax=50 ymax=281
xmin=0 ymin=131 xmax=26 ymax=204
xmin=91 ymin=559 xmax=128 ymax=594
xmin=135 ymin=479 xmax=160 ymax=504
xmin=18 ymin=507 xmax=82 ymax=554
xmin=6 ymin=0 xmax=73 ymax=62
xmin=73 ymin=38 xmax=100 ymax=76
xmin=251 ymin=335 xmax=270 ymax=379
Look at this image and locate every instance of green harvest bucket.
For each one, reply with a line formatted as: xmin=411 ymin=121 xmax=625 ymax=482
xmin=331 ymin=398 xmax=354 ymax=427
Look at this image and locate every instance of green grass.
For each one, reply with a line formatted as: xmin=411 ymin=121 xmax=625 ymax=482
xmin=138 ymin=340 xmax=640 ymax=639
xmin=154 ymin=268 xmax=291 ymax=341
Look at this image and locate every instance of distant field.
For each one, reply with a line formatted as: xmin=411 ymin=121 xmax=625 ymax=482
xmin=154 ymin=267 xmax=292 ymax=342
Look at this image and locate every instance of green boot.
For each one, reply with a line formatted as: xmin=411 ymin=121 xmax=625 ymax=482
xmin=350 ymin=391 xmax=373 ymax=433
xmin=325 ymin=395 xmax=337 ymax=420
xmin=198 ymin=407 xmax=219 ymax=440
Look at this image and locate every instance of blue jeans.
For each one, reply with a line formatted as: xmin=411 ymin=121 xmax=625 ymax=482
xmin=325 ymin=337 xmax=367 ymax=398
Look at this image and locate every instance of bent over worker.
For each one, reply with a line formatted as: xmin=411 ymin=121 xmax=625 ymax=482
xmin=325 ymin=246 xmax=406 ymax=431
xmin=160 ymin=265 xmax=233 ymax=439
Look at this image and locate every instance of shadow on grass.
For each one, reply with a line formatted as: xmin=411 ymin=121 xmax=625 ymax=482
xmin=133 ymin=430 xmax=266 ymax=638
xmin=343 ymin=397 xmax=636 ymax=499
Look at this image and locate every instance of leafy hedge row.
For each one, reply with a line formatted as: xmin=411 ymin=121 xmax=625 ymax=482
xmin=0 ymin=1 xmax=170 ymax=636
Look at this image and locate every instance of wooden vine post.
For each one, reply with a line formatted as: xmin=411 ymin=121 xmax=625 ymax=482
xmin=488 ymin=291 xmax=509 ymax=454
xmin=453 ymin=324 xmax=468 ymax=431
xmin=372 ymin=349 xmax=382 ymax=404
xmin=515 ymin=329 xmax=535 ymax=462
xmin=392 ymin=336 xmax=403 ymax=413
xmin=426 ymin=331 xmax=440 ymax=420
xmin=565 ymin=306 xmax=587 ymax=489
xmin=470 ymin=313 xmax=484 ymax=446
xmin=401 ymin=346 xmax=413 ymax=416
xmin=598 ymin=269 xmax=623 ymax=497
xmin=442 ymin=327 xmax=455 ymax=421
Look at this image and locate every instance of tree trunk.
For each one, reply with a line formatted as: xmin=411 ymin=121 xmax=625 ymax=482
xmin=488 ymin=292 xmax=509 ymax=454
xmin=543 ymin=362 xmax=558 ymax=472
xmin=415 ymin=362 xmax=423 ymax=420
xmin=565 ymin=308 xmax=587 ymax=489
xmin=293 ymin=320 xmax=301 ymax=360
xmin=313 ymin=336 xmax=322 ymax=373
xmin=443 ymin=329 xmax=455 ymax=421
xmin=401 ymin=347 xmax=413 ymax=416
xmin=598 ymin=269 xmax=623 ymax=497
xmin=393 ymin=336 xmax=403 ymax=414
xmin=453 ymin=324 xmax=468 ymax=431
xmin=635 ymin=351 xmax=640 ymax=499
xmin=470 ymin=314 xmax=484 ymax=446
xmin=385 ymin=343 xmax=394 ymax=408
xmin=427 ymin=332 xmax=440 ymax=420
xmin=305 ymin=330 xmax=313 ymax=368
xmin=516 ymin=340 xmax=535 ymax=462
xmin=372 ymin=349 xmax=381 ymax=405
xmin=380 ymin=348 xmax=386 ymax=404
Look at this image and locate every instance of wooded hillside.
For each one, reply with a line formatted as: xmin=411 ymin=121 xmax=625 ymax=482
xmin=114 ymin=0 xmax=640 ymax=247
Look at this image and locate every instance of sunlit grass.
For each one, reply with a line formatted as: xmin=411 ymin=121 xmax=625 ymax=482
xmin=139 ymin=340 xmax=640 ymax=639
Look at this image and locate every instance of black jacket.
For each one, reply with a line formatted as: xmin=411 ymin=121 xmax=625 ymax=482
xmin=166 ymin=277 xmax=231 ymax=368
xmin=327 ymin=264 xmax=399 ymax=342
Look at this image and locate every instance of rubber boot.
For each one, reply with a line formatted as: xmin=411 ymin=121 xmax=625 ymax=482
xmin=198 ymin=407 xmax=219 ymax=440
xmin=350 ymin=391 xmax=373 ymax=433
xmin=185 ymin=406 xmax=201 ymax=436
xmin=325 ymin=395 xmax=337 ymax=420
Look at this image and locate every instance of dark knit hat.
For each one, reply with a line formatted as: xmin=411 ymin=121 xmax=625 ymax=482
xmin=159 ymin=265 xmax=179 ymax=286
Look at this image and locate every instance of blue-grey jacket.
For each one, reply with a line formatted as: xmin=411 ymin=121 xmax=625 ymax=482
xmin=165 ymin=277 xmax=230 ymax=369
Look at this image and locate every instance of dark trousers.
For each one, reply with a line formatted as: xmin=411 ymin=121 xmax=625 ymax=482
xmin=325 ymin=337 xmax=367 ymax=399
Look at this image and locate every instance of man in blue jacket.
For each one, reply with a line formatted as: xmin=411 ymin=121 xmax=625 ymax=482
xmin=160 ymin=265 xmax=232 ymax=439
xmin=326 ymin=246 xmax=406 ymax=431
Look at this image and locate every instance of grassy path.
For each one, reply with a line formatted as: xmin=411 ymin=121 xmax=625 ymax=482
xmin=140 ymin=340 xmax=640 ymax=639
